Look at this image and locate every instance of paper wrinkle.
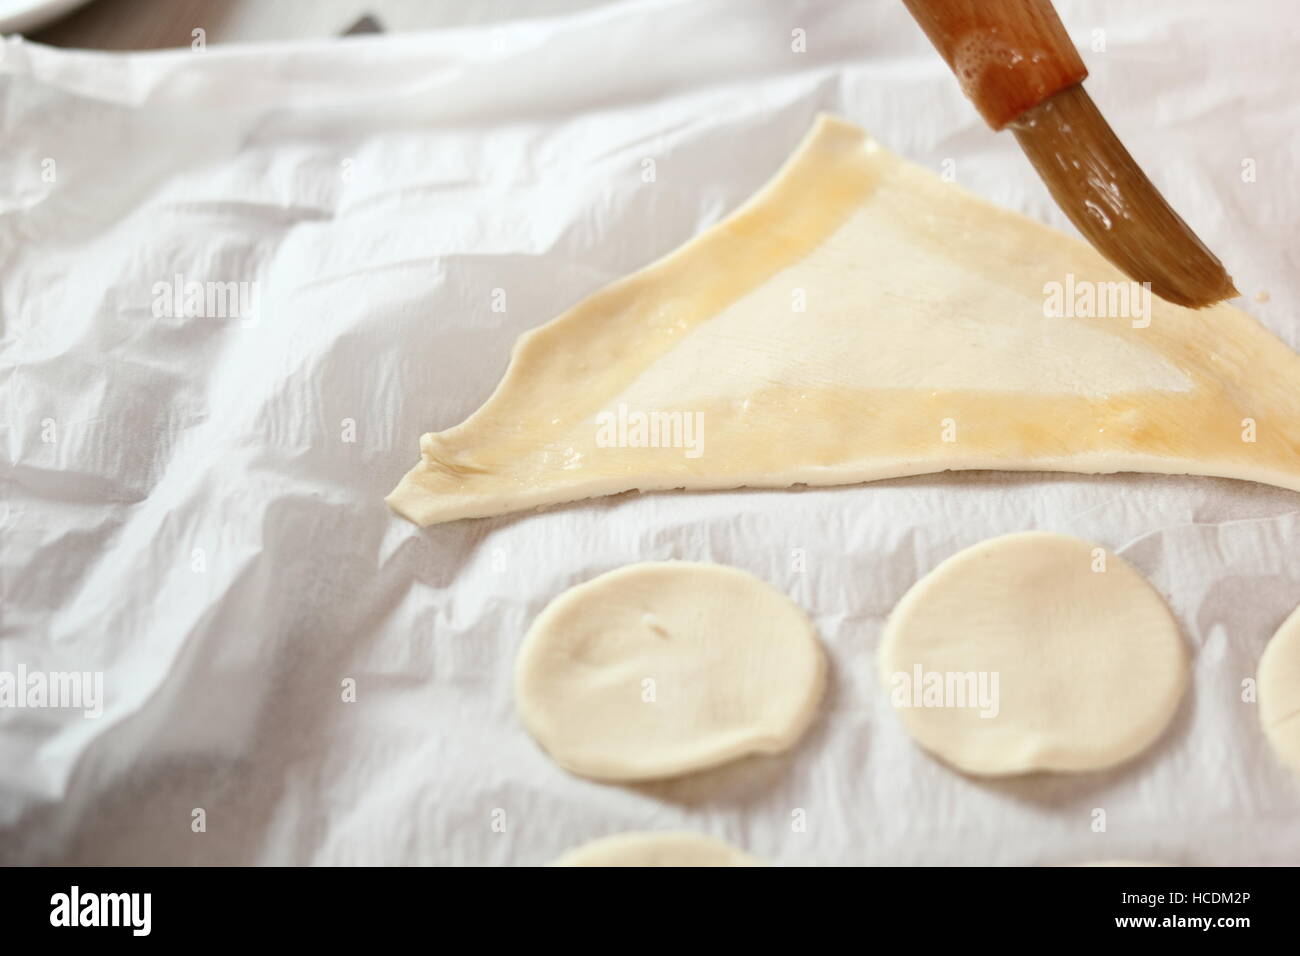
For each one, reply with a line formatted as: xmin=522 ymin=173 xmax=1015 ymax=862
xmin=2 ymin=0 xmax=1299 ymax=864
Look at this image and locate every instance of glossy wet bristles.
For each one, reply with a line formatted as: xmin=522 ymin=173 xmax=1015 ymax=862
xmin=1012 ymin=84 xmax=1238 ymax=309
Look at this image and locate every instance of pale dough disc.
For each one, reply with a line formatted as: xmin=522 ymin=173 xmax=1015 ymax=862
xmin=1258 ymin=604 xmax=1300 ymax=773
xmin=879 ymin=532 xmax=1187 ymax=776
xmin=553 ymin=831 xmax=762 ymax=867
xmin=515 ymin=561 xmax=826 ymax=781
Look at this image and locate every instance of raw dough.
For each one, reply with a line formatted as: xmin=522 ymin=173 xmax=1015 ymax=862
xmin=515 ymin=561 xmax=825 ymax=781
xmin=387 ymin=115 xmax=1300 ymax=525
xmin=879 ymin=532 xmax=1187 ymax=776
xmin=553 ymin=831 xmax=762 ymax=867
xmin=1258 ymin=604 xmax=1300 ymax=773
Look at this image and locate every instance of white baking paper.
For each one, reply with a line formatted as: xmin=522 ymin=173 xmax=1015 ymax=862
xmin=2 ymin=0 xmax=1298 ymax=865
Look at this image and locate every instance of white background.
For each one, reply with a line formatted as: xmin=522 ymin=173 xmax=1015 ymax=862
xmin=2 ymin=0 xmax=1298 ymax=864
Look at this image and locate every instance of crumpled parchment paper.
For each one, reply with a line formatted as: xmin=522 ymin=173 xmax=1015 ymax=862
xmin=2 ymin=0 xmax=1297 ymax=865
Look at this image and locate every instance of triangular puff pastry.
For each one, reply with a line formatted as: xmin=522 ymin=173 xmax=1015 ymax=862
xmin=388 ymin=115 xmax=1300 ymax=526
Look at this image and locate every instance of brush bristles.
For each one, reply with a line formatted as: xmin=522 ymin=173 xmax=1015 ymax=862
xmin=1011 ymin=84 xmax=1237 ymax=309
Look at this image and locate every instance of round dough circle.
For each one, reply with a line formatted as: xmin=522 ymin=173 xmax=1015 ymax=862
xmin=878 ymin=532 xmax=1186 ymax=776
xmin=1258 ymin=604 xmax=1300 ymax=773
xmin=515 ymin=561 xmax=825 ymax=781
xmin=553 ymin=831 xmax=761 ymax=867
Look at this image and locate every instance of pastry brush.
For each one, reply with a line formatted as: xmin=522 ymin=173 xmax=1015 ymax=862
xmin=903 ymin=0 xmax=1237 ymax=308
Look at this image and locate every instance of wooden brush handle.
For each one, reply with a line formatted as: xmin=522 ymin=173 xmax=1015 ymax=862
xmin=902 ymin=0 xmax=1087 ymax=129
